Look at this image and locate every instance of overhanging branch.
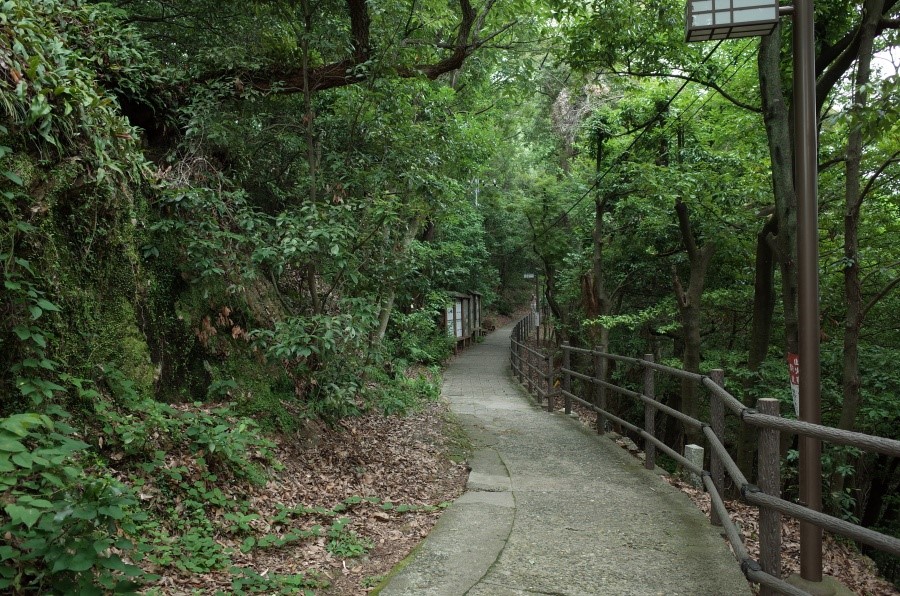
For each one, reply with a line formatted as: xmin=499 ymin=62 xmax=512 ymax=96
xmin=244 ymin=0 xmax=508 ymax=94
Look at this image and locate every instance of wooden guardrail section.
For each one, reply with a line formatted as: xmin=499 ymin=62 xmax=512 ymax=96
xmin=509 ymin=315 xmax=900 ymax=596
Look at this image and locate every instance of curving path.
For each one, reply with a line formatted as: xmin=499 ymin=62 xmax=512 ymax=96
xmin=379 ymin=323 xmax=751 ymax=596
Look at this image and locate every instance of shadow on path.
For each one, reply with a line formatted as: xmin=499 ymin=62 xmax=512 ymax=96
xmin=379 ymin=323 xmax=751 ymax=596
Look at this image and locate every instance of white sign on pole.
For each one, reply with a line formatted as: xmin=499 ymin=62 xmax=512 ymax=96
xmin=787 ymin=353 xmax=800 ymax=417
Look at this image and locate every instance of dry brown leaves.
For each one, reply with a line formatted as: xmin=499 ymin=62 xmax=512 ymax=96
xmin=147 ymin=402 xmax=468 ymax=595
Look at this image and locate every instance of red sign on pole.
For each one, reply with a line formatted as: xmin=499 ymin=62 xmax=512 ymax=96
xmin=787 ymin=353 xmax=800 ymax=416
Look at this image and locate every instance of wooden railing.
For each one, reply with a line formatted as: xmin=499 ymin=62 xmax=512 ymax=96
xmin=509 ymin=315 xmax=900 ymax=596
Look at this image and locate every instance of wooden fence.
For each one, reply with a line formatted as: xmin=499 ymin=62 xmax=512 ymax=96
xmin=509 ymin=315 xmax=900 ymax=596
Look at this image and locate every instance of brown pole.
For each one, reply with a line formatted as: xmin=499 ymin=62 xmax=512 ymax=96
xmin=793 ymin=0 xmax=823 ymax=580
xmin=643 ymin=355 xmax=656 ymax=471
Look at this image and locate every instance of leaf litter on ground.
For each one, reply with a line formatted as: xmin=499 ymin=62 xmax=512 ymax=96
xmin=140 ymin=401 xmax=468 ymax=594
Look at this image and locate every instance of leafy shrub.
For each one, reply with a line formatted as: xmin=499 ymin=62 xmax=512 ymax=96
xmin=384 ymin=293 xmax=454 ymax=366
xmin=0 ymin=412 xmax=146 ymax=593
xmin=250 ymin=304 xmax=379 ymax=421
xmin=375 ymin=369 xmax=442 ymax=416
xmin=94 ymin=367 xmax=276 ymax=484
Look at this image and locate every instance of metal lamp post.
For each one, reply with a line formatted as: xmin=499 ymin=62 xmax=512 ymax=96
xmin=686 ymin=0 xmax=824 ymax=584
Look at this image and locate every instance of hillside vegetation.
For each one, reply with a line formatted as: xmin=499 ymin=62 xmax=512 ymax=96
xmin=2 ymin=0 xmax=899 ymax=592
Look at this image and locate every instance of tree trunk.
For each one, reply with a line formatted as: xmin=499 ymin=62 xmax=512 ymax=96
xmin=758 ymin=24 xmax=799 ymax=358
xmin=583 ymin=195 xmax=613 ymax=413
xmin=372 ymin=220 xmax=422 ymax=344
xmin=832 ymin=0 xmax=884 ymax=498
xmin=738 ymin=216 xmax=778 ymax=476
xmin=673 ymin=199 xmax=715 ymax=449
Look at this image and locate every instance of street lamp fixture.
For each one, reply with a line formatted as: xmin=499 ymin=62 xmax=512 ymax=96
xmin=685 ymin=0 xmax=825 ymax=587
xmin=685 ymin=0 xmax=779 ymax=41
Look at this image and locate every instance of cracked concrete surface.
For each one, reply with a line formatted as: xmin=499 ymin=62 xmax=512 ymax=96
xmin=378 ymin=324 xmax=751 ymax=596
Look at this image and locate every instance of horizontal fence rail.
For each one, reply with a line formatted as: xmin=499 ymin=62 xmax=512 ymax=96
xmin=509 ymin=315 xmax=900 ymax=596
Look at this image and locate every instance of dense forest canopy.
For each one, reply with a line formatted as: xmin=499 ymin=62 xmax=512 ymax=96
xmin=1 ymin=0 xmax=899 ymax=591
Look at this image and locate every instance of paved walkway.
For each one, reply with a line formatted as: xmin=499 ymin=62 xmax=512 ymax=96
xmin=379 ymin=324 xmax=751 ymax=596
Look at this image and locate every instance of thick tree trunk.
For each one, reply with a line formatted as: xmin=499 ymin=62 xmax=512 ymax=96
xmin=758 ymin=25 xmax=799 ymax=357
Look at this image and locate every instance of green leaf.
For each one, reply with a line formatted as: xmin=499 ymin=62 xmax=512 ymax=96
xmin=240 ymin=537 xmax=256 ymax=553
xmin=69 ymin=550 xmax=97 ymax=572
xmin=11 ymin=452 xmax=32 ymax=468
xmin=1 ymin=414 xmax=44 ymax=436
xmin=35 ymin=299 xmax=60 ymax=312
xmin=0 ymin=437 xmax=26 ymax=453
xmin=2 ymin=170 xmax=23 ymax=186
xmin=97 ymin=505 xmax=124 ymax=520
xmin=5 ymin=504 xmax=42 ymax=528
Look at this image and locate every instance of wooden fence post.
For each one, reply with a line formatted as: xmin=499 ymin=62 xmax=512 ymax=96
xmin=757 ymin=398 xmax=782 ymax=595
xmin=527 ymin=347 xmax=534 ymax=395
xmin=514 ymin=326 xmax=520 ymax=382
xmin=562 ymin=343 xmax=571 ymax=415
xmin=593 ymin=346 xmax=606 ymax=434
xmin=545 ymin=353 xmax=554 ymax=412
xmin=709 ymin=369 xmax=726 ymax=526
xmin=643 ymin=354 xmax=656 ymax=470
xmin=516 ymin=328 xmax=523 ymax=383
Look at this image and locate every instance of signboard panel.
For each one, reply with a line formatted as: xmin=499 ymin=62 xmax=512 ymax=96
xmin=787 ymin=353 xmax=800 ymax=416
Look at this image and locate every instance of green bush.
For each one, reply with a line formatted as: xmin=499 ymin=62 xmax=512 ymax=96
xmin=385 ymin=303 xmax=453 ymax=366
xmin=0 ymin=412 xmax=147 ymax=593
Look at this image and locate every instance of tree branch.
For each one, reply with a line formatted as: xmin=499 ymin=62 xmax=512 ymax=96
xmin=816 ymin=0 xmax=899 ymax=112
xmin=863 ymin=275 xmax=900 ymax=319
xmin=859 ymin=151 xmax=900 ymax=204
xmin=613 ymin=69 xmax=761 ymax=113
xmin=675 ymin=199 xmax=699 ymax=261
xmin=240 ymin=0 xmax=506 ymax=95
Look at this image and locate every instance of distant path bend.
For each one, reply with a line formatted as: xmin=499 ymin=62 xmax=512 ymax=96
xmin=380 ymin=323 xmax=751 ymax=596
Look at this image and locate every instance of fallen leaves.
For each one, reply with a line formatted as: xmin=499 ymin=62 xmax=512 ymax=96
xmin=142 ymin=401 xmax=468 ymax=594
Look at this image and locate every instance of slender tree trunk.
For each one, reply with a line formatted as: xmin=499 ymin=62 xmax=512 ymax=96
xmin=832 ymin=0 xmax=884 ymax=499
xmin=373 ymin=220 xmax=421 ymax=344
xmin=738 ymin=216 xmax=778 ymax=476
xmin=583 ymin=195 xmax=612 ymax=411
xmin=300 ymin=0 xmax=321 ymax=312
xmin=673 ymin=199 xmax=715 ymax=449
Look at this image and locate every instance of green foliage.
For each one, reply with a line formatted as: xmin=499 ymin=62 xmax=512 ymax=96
xmin=374 ymin=368 xmax=442 ymax=417
xmin=0 ymin=0 xmax=151 ymax=176
xmin=783 ymin=446 xmax=861 ymax=523
xmin=228 ymin=567 xmax=326 ymax=595
xmin=385 ymin=294 xmax=455 ymax=366
xmin=94 ymin=368 xmax=276 ymax=484
xmin=0 ymin=412 xmax=146 ymax=593
xmin=326 ymin=517 xmax=374 ymax=558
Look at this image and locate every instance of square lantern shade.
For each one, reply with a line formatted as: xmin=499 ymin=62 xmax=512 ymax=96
xmin=685 ymin=0 xmax=779 ymax=42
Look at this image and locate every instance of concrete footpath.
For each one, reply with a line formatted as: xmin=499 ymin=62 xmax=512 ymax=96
xmin=379 ymin=323 xmax=752 ymax=596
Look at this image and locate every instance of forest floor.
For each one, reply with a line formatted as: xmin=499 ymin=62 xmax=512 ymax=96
xmin=149 ymin=402 xmax=470 ymax=595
